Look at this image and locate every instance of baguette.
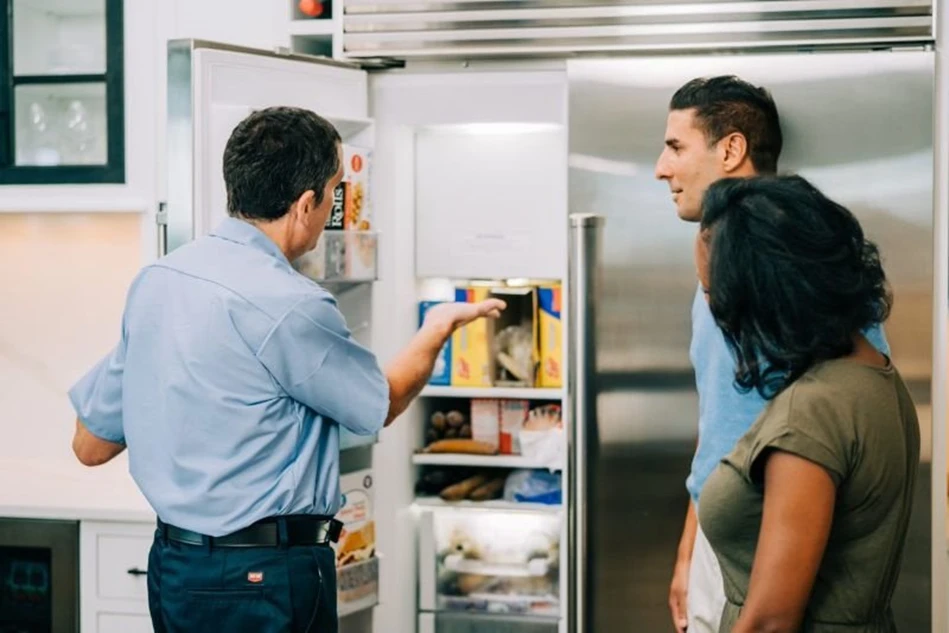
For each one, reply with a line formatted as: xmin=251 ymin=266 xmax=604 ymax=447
xmin=468 ymin=476 xmax=507 ymax=501
xmin=440 ymin=474 xmax=490 ymax=501
xmin=424 ymin=439 xmax=497 ymax=455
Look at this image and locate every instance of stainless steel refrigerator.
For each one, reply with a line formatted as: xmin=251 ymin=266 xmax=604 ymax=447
xmin=566 ymin=50 xmax=935 ymax=632
xmin=165 ymin=32 xmax=941 ymax=633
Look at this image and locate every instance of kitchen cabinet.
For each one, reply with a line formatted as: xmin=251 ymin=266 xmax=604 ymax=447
xmin=0 ymin=0 xmax=125 ymax=185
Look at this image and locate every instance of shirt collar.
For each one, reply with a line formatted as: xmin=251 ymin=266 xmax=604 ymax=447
xmin=210 ymin=217 xmax=291 ymax=266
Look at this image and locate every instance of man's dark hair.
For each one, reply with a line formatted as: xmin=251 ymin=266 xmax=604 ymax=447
xmin=671 ymin=76 xmax=782 ymax=174
xmin=223 ymin=106 xmax=341 ymax=221
xmin=700 ymin=175 xmax=891 ymax=400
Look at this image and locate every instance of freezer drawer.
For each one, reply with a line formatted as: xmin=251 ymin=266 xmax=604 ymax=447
xmin=419 ymin=612 xmax=559 ymax=633
xmin=418 ymin=506 xmax=562 ymax=618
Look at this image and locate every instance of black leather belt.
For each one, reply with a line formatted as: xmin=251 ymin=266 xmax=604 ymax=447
xmin=158 ymin=515 xmax=343 ymax=548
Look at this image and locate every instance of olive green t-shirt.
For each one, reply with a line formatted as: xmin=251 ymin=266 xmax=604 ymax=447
xmin=698 ymin=358 xmax=920 ymax=632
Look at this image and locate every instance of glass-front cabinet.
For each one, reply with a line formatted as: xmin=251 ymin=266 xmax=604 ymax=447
xmin=0 ymin=0 xmax=124 ymax=184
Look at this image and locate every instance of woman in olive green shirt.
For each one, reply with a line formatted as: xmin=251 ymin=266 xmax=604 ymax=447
xmin=693 ymin=175 xmax=920 ymax=633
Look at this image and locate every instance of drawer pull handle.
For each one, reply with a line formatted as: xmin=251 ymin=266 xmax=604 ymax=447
xmin=127 ymin=567 xmax=148 ymax=577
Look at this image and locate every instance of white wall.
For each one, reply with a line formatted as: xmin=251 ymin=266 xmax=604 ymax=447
xmin=0 ymin=213 xmax=142 ymax=462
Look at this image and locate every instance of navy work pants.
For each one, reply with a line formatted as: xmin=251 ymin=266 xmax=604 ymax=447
xmin=146 ymin=529 xmax=338 ymax=633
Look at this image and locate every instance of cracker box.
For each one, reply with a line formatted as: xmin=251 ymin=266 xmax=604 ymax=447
xmin=334 ymin=469 xmax=375 ymax=569
xmin=537 ymin=284 xmax=563 ymax=388
xmin=419 ymin=300 xmax=452 ymax=385
xmin=342 ymin=144 xmax=372 ymax=231
xmin=451 ymin=286 xmax=492 ymax=387
xmin=324 ymin=144 xmax=372 ymax=231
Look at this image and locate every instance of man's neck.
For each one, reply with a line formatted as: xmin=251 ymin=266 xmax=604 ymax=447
xmin=244 ymin=216 xmax=297 ymax=261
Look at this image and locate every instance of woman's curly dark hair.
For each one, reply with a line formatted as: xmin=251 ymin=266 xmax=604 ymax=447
xmin=700 ymin=175 xmax=892 ymax=400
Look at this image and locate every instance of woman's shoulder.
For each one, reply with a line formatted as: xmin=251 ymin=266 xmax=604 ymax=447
xmin=761 ymin=358 xmax=893 ymax=422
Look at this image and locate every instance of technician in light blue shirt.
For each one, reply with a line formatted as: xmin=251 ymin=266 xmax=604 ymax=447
xmin=654 ymin=77 xmax=887 ymax=633
xmin=68 ymin=106 xmax=504 ymax=633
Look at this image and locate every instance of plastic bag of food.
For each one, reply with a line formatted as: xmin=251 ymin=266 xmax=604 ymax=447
xmin=503 ymin=469 xmax=562 ymax=505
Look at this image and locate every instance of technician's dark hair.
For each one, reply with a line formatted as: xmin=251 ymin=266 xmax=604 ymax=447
xmin=223 ymin=106 xmax=341 ymax=221
xmin=671 ymin=76 xmax=782 ymax=174
xmin=700 ymin=175 xmax=892 ymax=400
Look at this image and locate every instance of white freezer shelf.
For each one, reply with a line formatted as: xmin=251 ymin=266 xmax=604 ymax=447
xmin=420 ymin=386 xmax=564 ymax=400
xmin=412 ymin=453 xmax=562 ymax=470
xmin=413 ymin=496 xmax=561 ymax=514
xmin=443 ymin=554 xmax=550 ymax=578
xmin=437 ymin=593 xmax=561 ymax=618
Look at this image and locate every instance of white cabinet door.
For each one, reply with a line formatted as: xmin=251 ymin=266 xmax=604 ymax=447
xmin=97 ymin=612 xmax=154 ymax=633
xmin=81 ymin=521 xmax=156 ymax=633
xmin=96 ymin=533 xmax=153 ymax=601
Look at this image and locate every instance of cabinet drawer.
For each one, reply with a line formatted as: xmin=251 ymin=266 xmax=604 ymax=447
xmin=95 ymin=531 xmax=153 ymax=601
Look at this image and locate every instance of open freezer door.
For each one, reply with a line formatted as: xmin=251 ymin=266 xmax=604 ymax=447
xmin=164 ymin=39 xmax=378 ymax=450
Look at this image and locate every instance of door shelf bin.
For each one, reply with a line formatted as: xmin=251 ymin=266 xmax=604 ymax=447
xmin=337 ymin=556 xmax=379 ymax=617
xmin=293 ymin=231 xmax=378 ymax=284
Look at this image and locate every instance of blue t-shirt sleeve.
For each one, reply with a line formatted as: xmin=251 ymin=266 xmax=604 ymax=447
xmin=862 ymin=321 xmax=890 ymax=357
xmin=257 ymin=292 xmax=389 ymax=436
xmin=68 ymin=330 xmax=128 ymax=444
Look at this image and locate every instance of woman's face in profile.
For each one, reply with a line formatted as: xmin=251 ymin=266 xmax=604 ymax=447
xmin=694 ymin=228 xmax=712 ymax=302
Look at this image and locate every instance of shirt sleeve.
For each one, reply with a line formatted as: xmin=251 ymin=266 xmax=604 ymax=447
xmin=257 ymin=292 xmax=389 ymax=436
xmin=68 ymin=326 xmax=128 ymax=444
xmin=862 ymin=321 xmax=890 ymax=357
xmin=743 ymin=386 xmax=852 ymax=488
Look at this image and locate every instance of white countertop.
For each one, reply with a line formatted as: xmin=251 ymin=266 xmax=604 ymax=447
xmin=0 ymin=456 xmax=156 ymax=524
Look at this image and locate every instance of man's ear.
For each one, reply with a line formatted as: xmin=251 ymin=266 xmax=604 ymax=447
xmin=291 ymin=189 xmax=317 ymax=225
xmin=720 ymin=132 xmax=750 ymax=174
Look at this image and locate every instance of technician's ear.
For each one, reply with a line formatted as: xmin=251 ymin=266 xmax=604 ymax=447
xmin=291 ymin=189 xmax=318 ymax=225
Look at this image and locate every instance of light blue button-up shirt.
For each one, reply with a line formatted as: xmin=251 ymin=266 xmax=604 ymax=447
xmin=69 ymin=217 xmax=389 ymax=536
xmin=686 ymin=286 xmax=889 ymax=505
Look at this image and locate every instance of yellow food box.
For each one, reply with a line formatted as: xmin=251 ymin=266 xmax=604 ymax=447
xmin=334 ymin=469 xmax=375 ymax=569
xmin=451 ymin=287 xmax=492 ymax=387
xmin=537 ymin=284 xmax=563 ymax=388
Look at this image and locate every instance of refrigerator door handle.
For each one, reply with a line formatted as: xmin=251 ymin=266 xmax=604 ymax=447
xmin=567 ymin=212 xmax=604 ymax=633
xmin=157 ymin=201 xmax=169 ymax=258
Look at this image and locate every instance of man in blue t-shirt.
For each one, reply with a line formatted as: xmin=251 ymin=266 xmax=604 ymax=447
xmin=654 ymin=77 xmax=888 ymax=633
